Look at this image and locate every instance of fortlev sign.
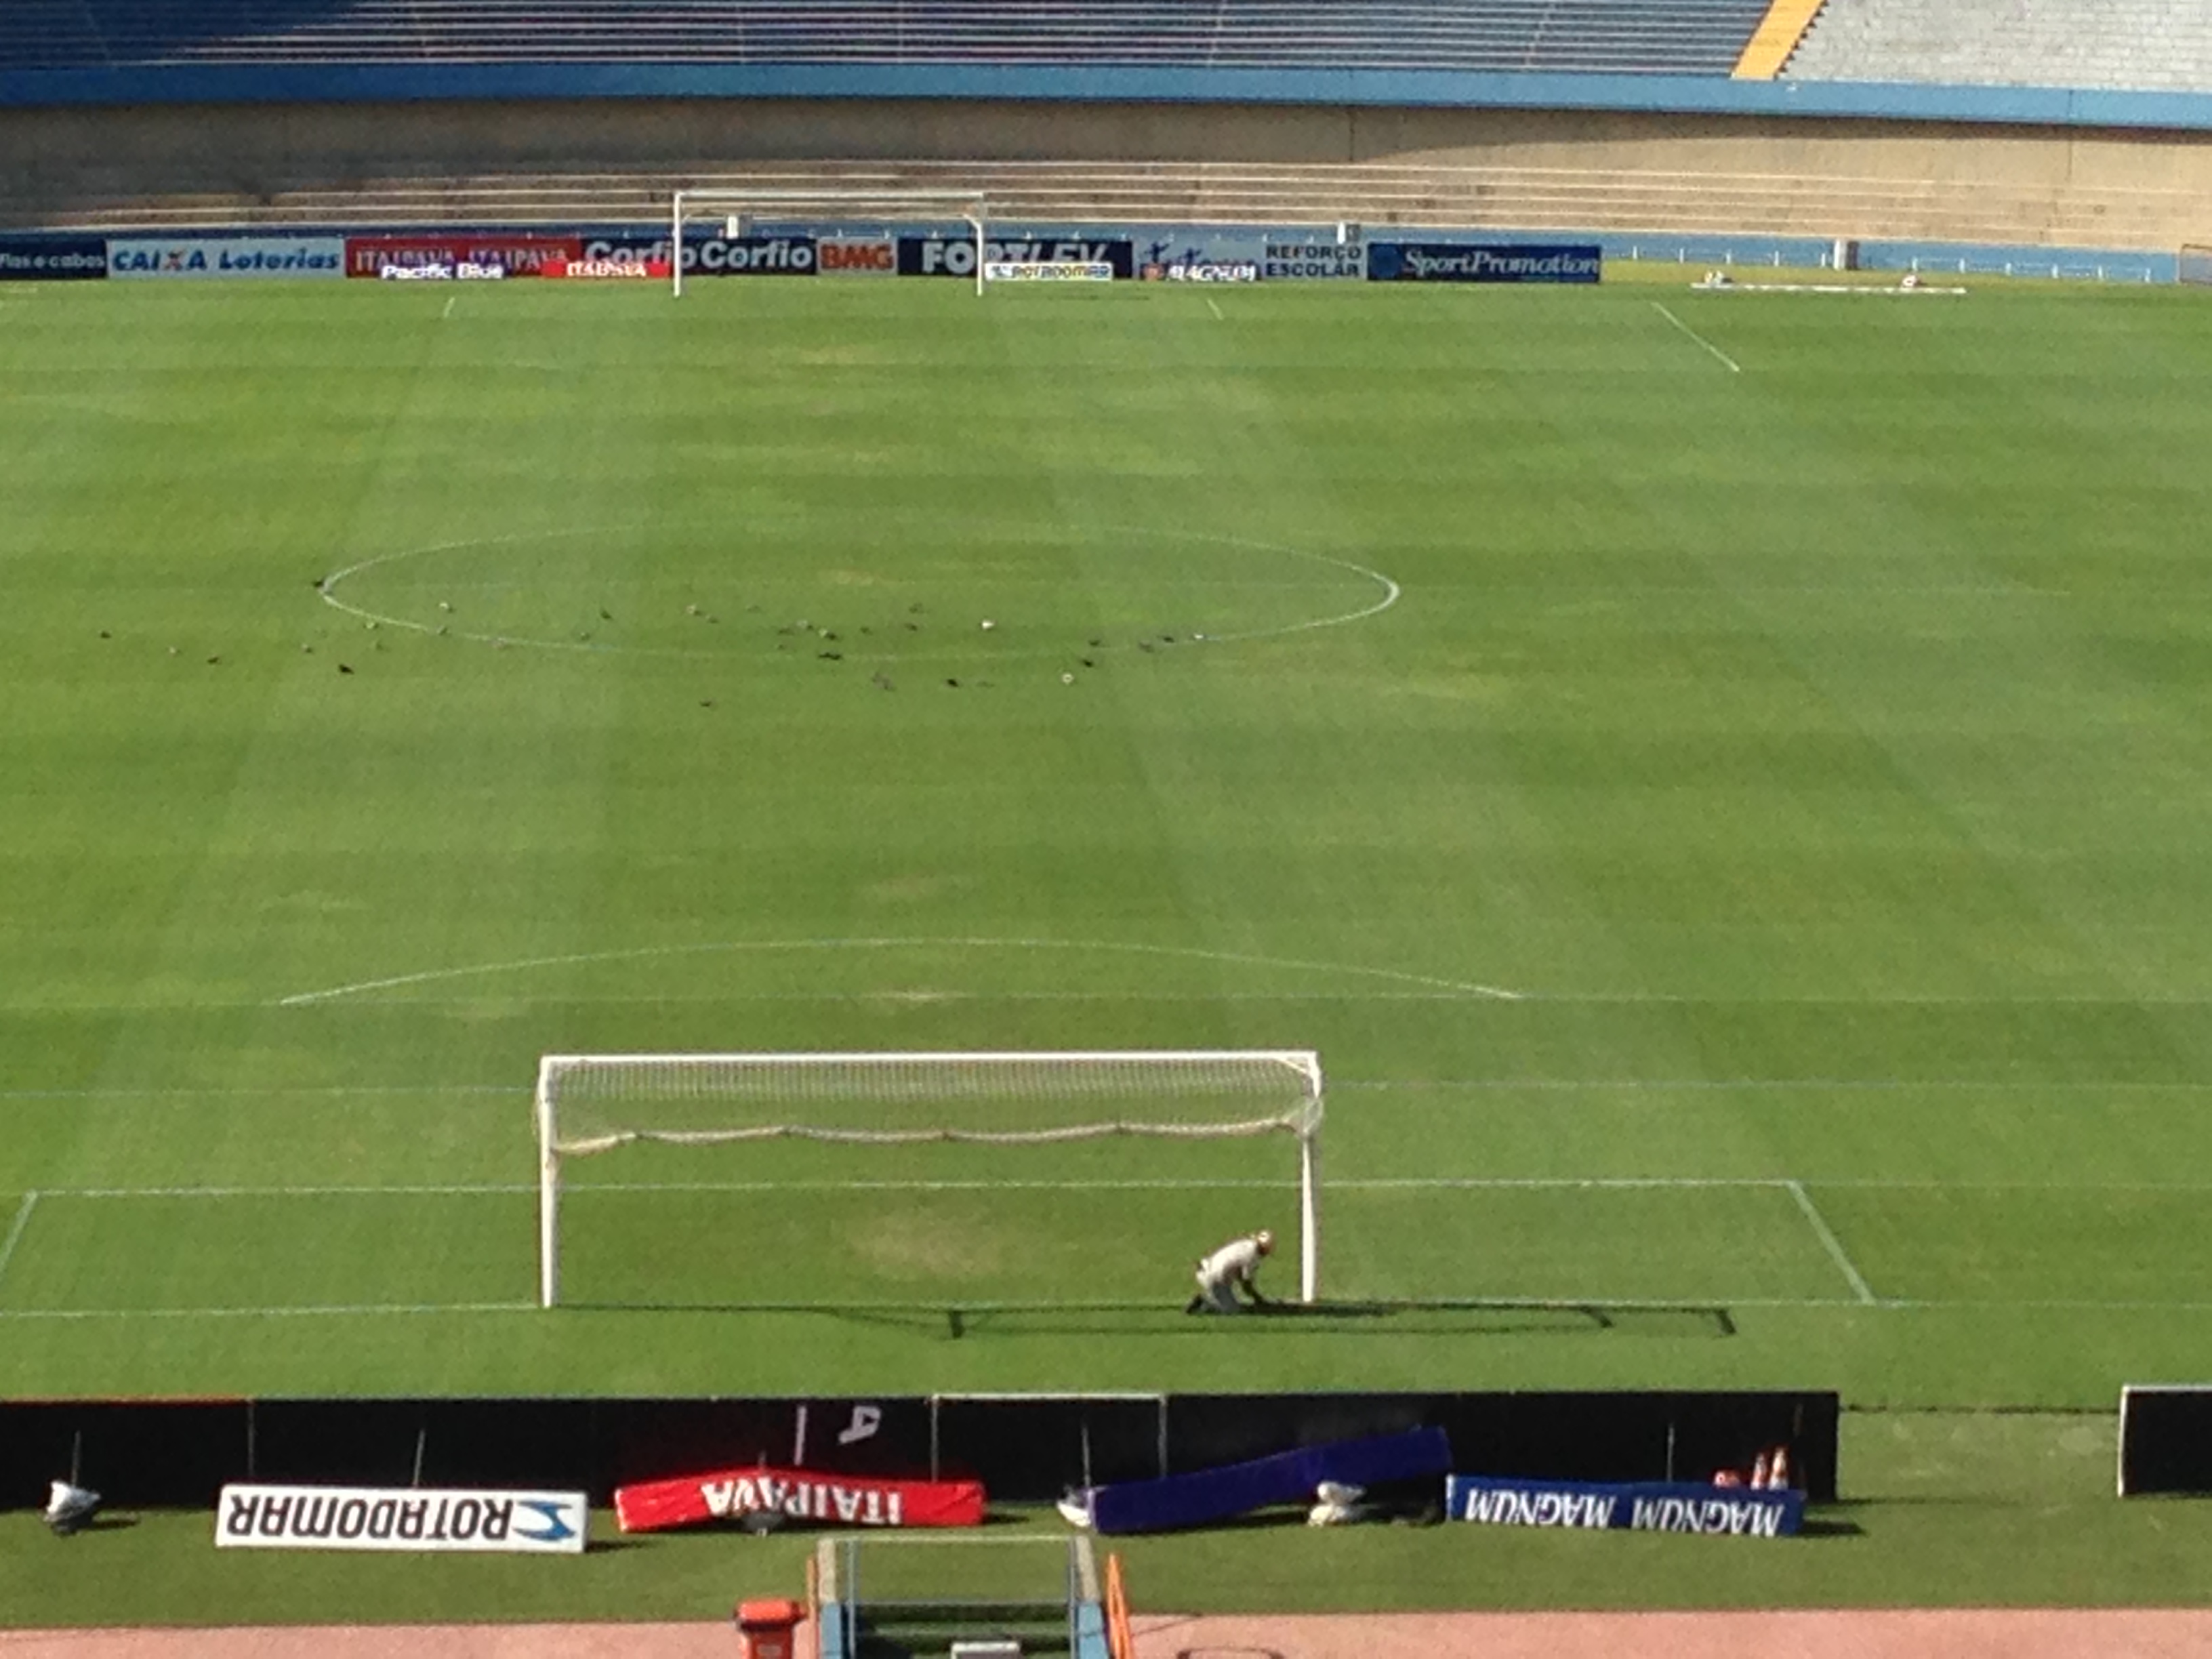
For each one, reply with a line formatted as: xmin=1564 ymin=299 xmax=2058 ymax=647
xmin=215 ymin=1483 xmax=587 ymax=1553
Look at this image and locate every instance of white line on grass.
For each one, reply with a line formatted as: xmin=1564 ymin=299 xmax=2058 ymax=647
xmin=276 ymin=935 xmax=1519 ymax=1009
xmin=1787 ymin=1179 xmax=1878 ymax=1305
xmin=441 ymin=295 xmax=456 ymax=320
xmin=1651 ymin=301 xmax=1742 ymax=373
xmin=0 ymin=1192 xmax=39 ymax=1289
xmin=0 ymin=1300 xmax=534 ymax=1322
xmin=30 ymin=1174 xmax=2212 ymax=1200
xmin=318 ymin=522 xmax=1403 ymax=662
xmin=7 ymin=1292 xmax=2212 ymax=1322
xmin=1205 ymin=297 xmax=1225 ymax=321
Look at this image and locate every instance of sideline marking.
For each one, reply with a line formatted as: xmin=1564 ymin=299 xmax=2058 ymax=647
xmin=317 ymin=523 xmax=1401 ymax=661
xmin=5 ymin=1292 xmax=2211 ymax=1322
xmin=0 ymin=1191 xmax=38 ymax=1290
xmin=1651 ymin=301 xmax=1743 ymax=374
xmin=1788 ymin=1179 xmax=1878 ymax=1305
xmin=275 ymin=935 xmax=1519 ymax=1009
xmin=1205 ymin=297 xmax=1225 ymax=321
xmin=0 ymin=1300 xmax=533 ymax=1322
xmin=441 ymin=295 xmax=456 ymax=320
xmin=41 ymin=1174 xmax=2204 ymax=1200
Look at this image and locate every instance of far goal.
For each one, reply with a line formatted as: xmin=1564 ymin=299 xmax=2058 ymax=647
xmin=535 ymin=1050 xmax=1325 ymax=1308
xmin=2183 ymin=244 xmax=2212 ymax=287
xmin=668 ymin=186 xmax=989 ymax=298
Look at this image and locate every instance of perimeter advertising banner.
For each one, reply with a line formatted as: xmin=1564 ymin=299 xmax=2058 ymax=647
xmin=108 ymin=237 xmax=344 ymax=280
xmin=577 ymin=234 xmax=816 ymax=276
xmin=898 ymin=236 xmax=1132 ymax=279
xmin=216 ymin=1483 xmax=588 ymax=1553
xmin=0 ymin=237 xmax=107 ymax=280
xmin=817 ymin=236 xmax=898 ymax=276
xmin=345 ymin=235 xmax=579 ymax=278
xmin=1367 ymin=243 xmax=1601 ymax=284
xmin=615 ymin=1464 xmax=986 ymax=1533
xmin=1447 ymin=1475 xmax=1802 ymax=1537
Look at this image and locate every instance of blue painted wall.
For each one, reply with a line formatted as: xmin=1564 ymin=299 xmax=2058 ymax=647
xmin=5 ymin=61 xmax=2212 ymax=132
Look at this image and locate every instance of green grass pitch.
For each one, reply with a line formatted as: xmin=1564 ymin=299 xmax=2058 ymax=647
xmin=5 ymin=272 xmax=2212 ymax=1436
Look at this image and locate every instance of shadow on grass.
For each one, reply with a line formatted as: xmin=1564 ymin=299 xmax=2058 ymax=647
xmin=567 ymin=1298 xmax=1737 ymax=1340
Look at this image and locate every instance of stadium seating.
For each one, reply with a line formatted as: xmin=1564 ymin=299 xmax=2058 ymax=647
xmin=1784 ymin=0 xmax=2212 ymax=93
xmin=5 ymin=157 xmax=2200 ymax=252
xmin=0 ymin=1 xmax=1769 ymax=75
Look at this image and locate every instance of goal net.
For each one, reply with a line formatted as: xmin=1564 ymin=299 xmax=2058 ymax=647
xmin=2182 ymin=245 xmax=2212 ymax=287
xmin=535 ymin=1050 xmax=1324 ymax=1309
xmin=668 ymin=186 xmax=989 ymax=297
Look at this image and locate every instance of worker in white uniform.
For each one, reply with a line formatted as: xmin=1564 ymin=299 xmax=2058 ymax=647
xmin=1185 ymin=1229 xmax=1275 ymax=1314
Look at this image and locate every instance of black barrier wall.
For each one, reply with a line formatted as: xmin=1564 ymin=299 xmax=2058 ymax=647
xmin=0 ymin=1391 xmax=1837 ymax=1509
xmin=2119 ymin=1385 xmax=2212 ymax=1495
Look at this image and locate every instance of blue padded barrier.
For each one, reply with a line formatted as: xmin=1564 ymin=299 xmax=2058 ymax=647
xmin=1086 ymin=1426 xmax=1450 ymax=1535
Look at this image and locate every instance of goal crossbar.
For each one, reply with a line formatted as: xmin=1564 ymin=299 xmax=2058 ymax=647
xmin=535 ymin=1048 xmax=1324 ymax=1308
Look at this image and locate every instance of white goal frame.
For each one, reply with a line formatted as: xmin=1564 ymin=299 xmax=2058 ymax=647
xmin=535 ymin=1048 xmax=1324 ymax=1309
xmin=669 ymin=187 xmax=990 ymax=298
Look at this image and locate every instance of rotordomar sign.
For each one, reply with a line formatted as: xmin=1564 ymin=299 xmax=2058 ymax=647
xmin=214 ymin=1483 xmax=587 ymax=1552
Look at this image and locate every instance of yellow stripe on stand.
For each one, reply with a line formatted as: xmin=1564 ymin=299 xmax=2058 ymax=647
xmin=1734 ymin=0 xmax=1828 ymax=79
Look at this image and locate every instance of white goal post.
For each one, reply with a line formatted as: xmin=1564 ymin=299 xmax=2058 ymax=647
xmin=535 ymin=1049 xmax=1324 ymax=1309
xmin=668 ymin=186 xmax=990 ymax=298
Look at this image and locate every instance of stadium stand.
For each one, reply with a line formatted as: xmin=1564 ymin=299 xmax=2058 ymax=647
xmin=0 ymin=1 xmax=1770 ymax=75
xmin=4 ymin=155 xmax=2203 ymax=251
xmin=1785 ymin=0 xmax=2212 ymax=94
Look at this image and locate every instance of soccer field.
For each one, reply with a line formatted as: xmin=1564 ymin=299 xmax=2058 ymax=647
xmin=4 ymin=274 xmax=2212 ymax=1410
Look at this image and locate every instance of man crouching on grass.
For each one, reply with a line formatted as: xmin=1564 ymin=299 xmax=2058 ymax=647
xmin=1185 ymin=1229 xmax=1275 ymax=1314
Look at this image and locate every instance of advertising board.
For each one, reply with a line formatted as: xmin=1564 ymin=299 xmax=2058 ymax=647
xmin=1446 ymin=1475 xmax=1802 ymax=1536
xmin=817 ymin=237 xmax=897 ymax=276
xmin=216 ymin=1483 xmax=587 ymax=1553
xmin=985 ymin=261 xmax=1114 ymax=283
xmin=1136 ymin=231 xmax=1269 ymax=283
xmin=542 ymin=256 xmax=671 ymax=280
xmin=615 ymin=1465 xmax=986 ymax=1533
xmin=1261 ymin=240 xmax=1366 ymax=281
xmin=0 ymin=237 xmax=107 ymax=281
xmin=345 ymin=235 xmax=579 ymax=279
xmin=107 ymin=237 xmax=343 ymax=280
xmin=1366 ymin=243 xmax=1602 ymax=284
xmin=577 ymin=234 xmax=815 ymax=276
xmin=899 ymin=237 xmax=1132 ymax=279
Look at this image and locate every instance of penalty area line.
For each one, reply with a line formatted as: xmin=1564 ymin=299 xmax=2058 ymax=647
xmin=0 ymin=1191 xmax=38 ymax=1290
xmin=1787 ymin=1179 xmax=1878 ymax=1305
xmin=1651 ymin=301 xmax=1742 ymax=374
xmin=0 ymin=1299 xmax=537 ymax=1322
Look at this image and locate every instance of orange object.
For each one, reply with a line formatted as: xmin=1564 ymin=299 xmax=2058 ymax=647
xmin=733 ymin=1597 xmax=808 ymax=1659
xmin=1105 ymin=1553 xmax=1135 ymax=1659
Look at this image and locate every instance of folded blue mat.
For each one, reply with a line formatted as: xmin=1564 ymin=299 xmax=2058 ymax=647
xmin=1088 ymin=1426 xmax=1451 ymax=1535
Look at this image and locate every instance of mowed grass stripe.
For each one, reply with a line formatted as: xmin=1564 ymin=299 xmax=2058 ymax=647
xmin=0 ymin=1191 xmax=531 ymax=1313
xmin=0 ymin=1178 xmax=2073 ymax=1316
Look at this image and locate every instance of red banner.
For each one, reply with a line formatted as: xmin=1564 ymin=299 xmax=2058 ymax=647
xmin=345 ymin=235 xmax=579 ymax=278
xmin=541 ymin=257 xmax=670 ymax=280
xmin=615 ymin=1465 xmax=985 ymax=1534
